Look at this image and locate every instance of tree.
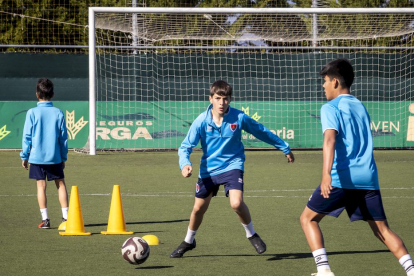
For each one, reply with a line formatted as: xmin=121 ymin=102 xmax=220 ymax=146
xmin=1 ymin=0 xmax=414 ymax=52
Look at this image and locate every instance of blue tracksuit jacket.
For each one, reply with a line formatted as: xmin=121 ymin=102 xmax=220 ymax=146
xmin=178 ymin=104 xmax=291 ymax=178
xmin=20 ymin=101 xmax=68 ymax=164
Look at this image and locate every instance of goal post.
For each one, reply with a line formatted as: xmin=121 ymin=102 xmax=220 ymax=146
xmin=87 ymin=7 xmax=414 ymax=154
xmin=88 ymin=7 xmax=96 ymax=155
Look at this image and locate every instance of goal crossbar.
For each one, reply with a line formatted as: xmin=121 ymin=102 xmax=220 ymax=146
xmin=89 ymin=7 xmax=414 ymax=14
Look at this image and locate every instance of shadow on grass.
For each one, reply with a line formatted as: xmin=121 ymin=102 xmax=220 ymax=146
xmin=127 ymin=219 xmax=189 ymax=225
xmin=183 ymin=249 xmax=390 ymax=260
xmin=89 ymin=230 xmax=165 ymax=235
xmin=135 ymin=266 xmax=174 ymax=270
xmin=85 ymin=219 xmax=189 ymax=227
xmin=186 ymin=254 xmax=263 ymax=258
xmin=267 ymin=249 xmax=390 ymax=261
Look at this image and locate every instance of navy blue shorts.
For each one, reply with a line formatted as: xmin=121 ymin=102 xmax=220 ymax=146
xmin=307 ymin=185 xmax=387 ymax=222
xmin=29 ymin=163 xmax=65 ymax=181
xmin=195 ymin=169 xmax=244 ymax=198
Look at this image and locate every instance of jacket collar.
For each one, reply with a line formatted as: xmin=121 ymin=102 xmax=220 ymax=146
xmin=37 ymin=101 xmax=53 ymax=107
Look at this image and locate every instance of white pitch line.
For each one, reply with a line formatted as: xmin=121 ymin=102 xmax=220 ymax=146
xmin=1 ymin=187 xmax=413 ymax=197
xmin=247 ymin=187 xmax=414 ymax=192
xmin=2 ymin=193 xmax=414 ymax=199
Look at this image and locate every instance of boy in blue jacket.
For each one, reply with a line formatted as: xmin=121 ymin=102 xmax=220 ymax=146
xmin=20 ymin=78 xmax=69 ymax=229
xmin=170 ymin=80 xmax=295 ymax=258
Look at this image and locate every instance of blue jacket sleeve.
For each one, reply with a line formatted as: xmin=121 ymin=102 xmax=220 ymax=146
xmin=20 ymin=110 xmax=33 ymax=160
xmin=242 ymin=114 xmax=291 ymax=154
xmin=178 ymin=120 xmax=201 ymax=170
xmin=59 ymin=112 xmax=68 ymax=162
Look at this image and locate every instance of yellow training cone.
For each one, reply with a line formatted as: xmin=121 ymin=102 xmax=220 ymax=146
xmin=142 ymin=235 xmax=160 ymax=245
xmin=58 ymin=221 xmax=66 ymax=231
xmin=101 ymin=185 xmax=133 ymax=235
xmin=59 ymin=186 xmax=91 ymax=236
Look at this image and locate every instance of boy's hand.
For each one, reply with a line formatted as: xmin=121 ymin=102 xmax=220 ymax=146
xmin=320 ymin=175 xmax=333 ymax=198
xmin=285 ymin=152 xmax=295 ymax=163
xmin=181 ymin=165 xmax=193 ymax=178
xmin=22 ymin=160 xmax=28 ymax=170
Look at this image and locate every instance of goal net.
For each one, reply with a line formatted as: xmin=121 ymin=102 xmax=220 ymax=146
xmin=86 ymin=7 xmax=414 ymax=154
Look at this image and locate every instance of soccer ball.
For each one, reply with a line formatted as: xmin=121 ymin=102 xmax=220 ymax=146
xmin=121 ymin=237 xmax=150 ymax=265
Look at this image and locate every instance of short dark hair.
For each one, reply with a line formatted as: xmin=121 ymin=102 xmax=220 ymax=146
xmin=210 ymin=80 xmax=232 ymax=97
xmin=36 ymin=78 xmax=54 ymax=100
xmin=320 ymin=59 xmax=354 ymax=89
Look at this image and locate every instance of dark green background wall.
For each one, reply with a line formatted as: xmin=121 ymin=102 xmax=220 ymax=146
xmin=0 ymin=53 xmax=88 ymax=101
xmin=1 ymin=52 xmax=413 ymax=102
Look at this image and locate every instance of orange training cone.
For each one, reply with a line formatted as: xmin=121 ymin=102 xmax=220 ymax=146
xmin=101 ymin=185 xmax=133 ymax=235
xmin=59 ymin=186 xmax=91 ymax=236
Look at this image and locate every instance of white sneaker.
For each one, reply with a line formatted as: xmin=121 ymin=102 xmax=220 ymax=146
xmin=311 ymin=269 xmax=335 ymax=276
xmin=407 ymin=270 xmax=414 ymax=276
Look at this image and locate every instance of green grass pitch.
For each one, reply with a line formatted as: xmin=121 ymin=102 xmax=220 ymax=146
xmin=1 ymin=150 xmax=413 ymax=276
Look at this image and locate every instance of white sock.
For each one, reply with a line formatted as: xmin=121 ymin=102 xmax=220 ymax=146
xmin=62 ymin=207 xmax=68 ymax=220
xmin=312 ymin=248 xmax=331 ymax=272
xmin=184 ymin=228 xmax=197 ymax=244
xmin=40 ymin=208 xmax=48 ymax=220
xmin=399 ymin=254 xmax=414 ymax=275
xmin=242 ymin=221 xmax=255 ymax=238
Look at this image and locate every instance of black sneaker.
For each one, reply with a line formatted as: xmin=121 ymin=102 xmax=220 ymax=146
xmin=170 ymin=240 xmax=196 ymax=258
xmin=38 ymin=219 xmax=50 ymax=229
xmin=248 ymin=233 xmax=266 ymax=254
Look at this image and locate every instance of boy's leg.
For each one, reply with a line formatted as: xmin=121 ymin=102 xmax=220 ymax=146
xmin=300 ymin=207 xmax=334 ymax=276
xmin=300 ymin=185 xmax=351 ymax=275
xmin=228 ymin=189 xmax=266 ymax=254
xmin=300 ymin=206 xmax=326 ymax=251
xmin=37 ymin=180 xmax=50 ymax=229
xmin=228 ymin=189 xmax=251 ymax=225
xmin=54 ymin=179 xmax=68 ymax=220
xmin=188 ymin=193 xmax=213 ymax=231
xmin=170 ymin=193 xmax=213 ymax=258
xmin=368 ymin=220 xmax=408 ymax=258
xmin=368 ymin=220 xmax=414 ymax=275
xmin=37 ymin=180 xmax=47 ymax=209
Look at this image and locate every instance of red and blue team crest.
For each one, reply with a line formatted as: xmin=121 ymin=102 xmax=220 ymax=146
xmin=230 ymin=123 xmax=238 ymax=132
xmin=196 ymin=183 xmax=200 ymax=193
